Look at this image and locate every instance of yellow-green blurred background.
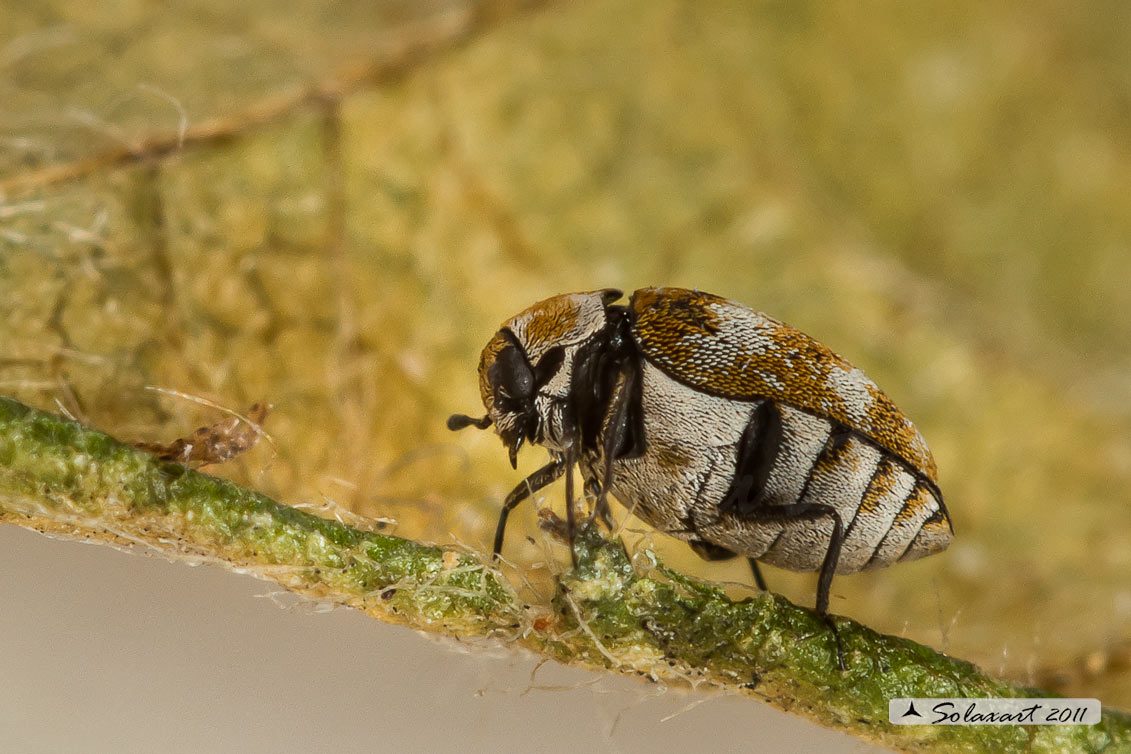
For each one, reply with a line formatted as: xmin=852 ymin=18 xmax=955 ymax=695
xmin=2 ymin=0 xmax=1130 ymax=750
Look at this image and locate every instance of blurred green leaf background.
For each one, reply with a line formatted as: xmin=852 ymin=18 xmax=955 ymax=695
xmin=2 ymin=0 xmax=1129 ymax=711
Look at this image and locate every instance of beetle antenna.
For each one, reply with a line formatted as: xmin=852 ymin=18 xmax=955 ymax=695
xmin=447 ymin=413 xmax=492 ymax=431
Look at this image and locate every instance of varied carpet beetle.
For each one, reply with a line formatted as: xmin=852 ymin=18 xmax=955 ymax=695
xmin=449 ymin=287 xmax=953 ymax=651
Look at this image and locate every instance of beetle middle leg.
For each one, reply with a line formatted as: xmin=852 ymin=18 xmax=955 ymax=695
xmin=564 ymin=446 xmax=578 ymax=568
xmin=746 ymin=559 xmax=768 ymax=592
xmin=583 ymin=476 xmax=615 ymax=529
xmin=577 ymin=363 xmax=641 ymax=535
xmin=688 ymin=540 xmax=770 ymax=592
xmin=593 ymin=364 xmax=642 ymax=518
xmin=719 ymin=400 xmax=784 ymax=517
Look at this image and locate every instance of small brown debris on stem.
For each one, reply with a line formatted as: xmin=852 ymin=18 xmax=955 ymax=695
xmin=134 ymin=402 xmax=272 ymax=467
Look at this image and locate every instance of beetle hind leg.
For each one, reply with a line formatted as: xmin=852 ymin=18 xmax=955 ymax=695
xmin=748 ymin=502 xmax=846 ymax=669
xmin=688 ymin=539 xmax=737 ymax=561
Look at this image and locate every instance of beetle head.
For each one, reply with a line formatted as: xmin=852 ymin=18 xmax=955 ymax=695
xmin=447 ymin=289 xmax=623 ymax=467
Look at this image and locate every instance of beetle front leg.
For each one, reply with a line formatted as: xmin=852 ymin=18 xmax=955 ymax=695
xmin=493 ymin=457 xmax=567 ymax=558
xmin=597 ymin=366 xmax=636 ymax=513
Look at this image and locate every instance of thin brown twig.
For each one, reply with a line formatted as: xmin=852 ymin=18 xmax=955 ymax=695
xmin=0 ymin=1 xmax=552 ymax=199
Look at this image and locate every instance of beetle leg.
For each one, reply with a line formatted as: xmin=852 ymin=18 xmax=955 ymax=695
xmin=688 ymin=539 xmax=737 ymax=561
xmin=594 ymin=495 xmax=614 ymax=530
xmin=564 ymin=445 xmax=578 ymax=568
xmin=581 ymin=476 xmax=614 ymax=530
xmin=747 ymin=502 xmax=846 ymax=669
xmin=493 ymin=457 xmax=566 ymax=558
xmin=595 ymin=364 xmax=638 ymax=521
xmin=688 ymin=540 xmax=770 ymax=592
xmin=746 ymin=558 xmax=769 ymax=592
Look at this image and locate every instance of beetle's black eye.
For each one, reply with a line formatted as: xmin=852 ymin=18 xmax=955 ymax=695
xmin=490 ymin=344 xmax=534 ymax=403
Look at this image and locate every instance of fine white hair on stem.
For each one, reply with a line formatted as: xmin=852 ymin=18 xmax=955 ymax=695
xmin=53 ymin=398 xmax=78 ymax=422
xmin=135 ymin=84 xmax=189 ymax=148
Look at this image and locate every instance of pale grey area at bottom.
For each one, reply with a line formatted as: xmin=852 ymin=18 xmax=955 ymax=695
xmin=0 ymin=526 xmax=891 ymax=754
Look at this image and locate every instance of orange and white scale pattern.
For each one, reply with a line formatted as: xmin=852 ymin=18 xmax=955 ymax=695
xmin=626 ymin=287 xmax=952 ymax=572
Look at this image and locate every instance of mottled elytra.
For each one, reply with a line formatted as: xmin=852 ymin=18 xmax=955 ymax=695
xmin=449 ymin=287 xmax=953 ymax=665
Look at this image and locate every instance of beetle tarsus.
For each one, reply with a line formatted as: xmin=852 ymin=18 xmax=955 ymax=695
xmin=593 ymin=493 xmax=614 ymax=530
xmin=825 ymin=614 xmax=847 ymax=671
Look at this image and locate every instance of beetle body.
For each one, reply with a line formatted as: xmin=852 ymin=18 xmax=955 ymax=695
xmin=449 ymin=287 xmax=953 ymax=623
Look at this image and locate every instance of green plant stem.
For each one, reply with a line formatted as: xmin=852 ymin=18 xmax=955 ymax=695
xmin=0 ymin=396 xmax=1127 ymax=754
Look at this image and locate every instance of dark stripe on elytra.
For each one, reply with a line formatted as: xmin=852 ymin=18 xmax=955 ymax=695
xmin=681 ymin=447 xmax=722 ymax=538
xmin=795 ymin=420 xmax=853 ymax=507
xmin=637 ymin=350 xmax=949 ymax=525
xmin=819 ymin=417 xmax=947 ymax=522
xmin=897 ymin=508 xmax=951 ymax=562
xmin=841 ymin=454 xmax=891 ymax=543
xmin=718 ymin=399 xmax=783 ymax=516
xmin=763 ymin=523 xmax=787 ymax=559
xmin=863 ymin=479 xmax=924 ymax=569
xmin=762 ymin=420 xmax=851 ymax=559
